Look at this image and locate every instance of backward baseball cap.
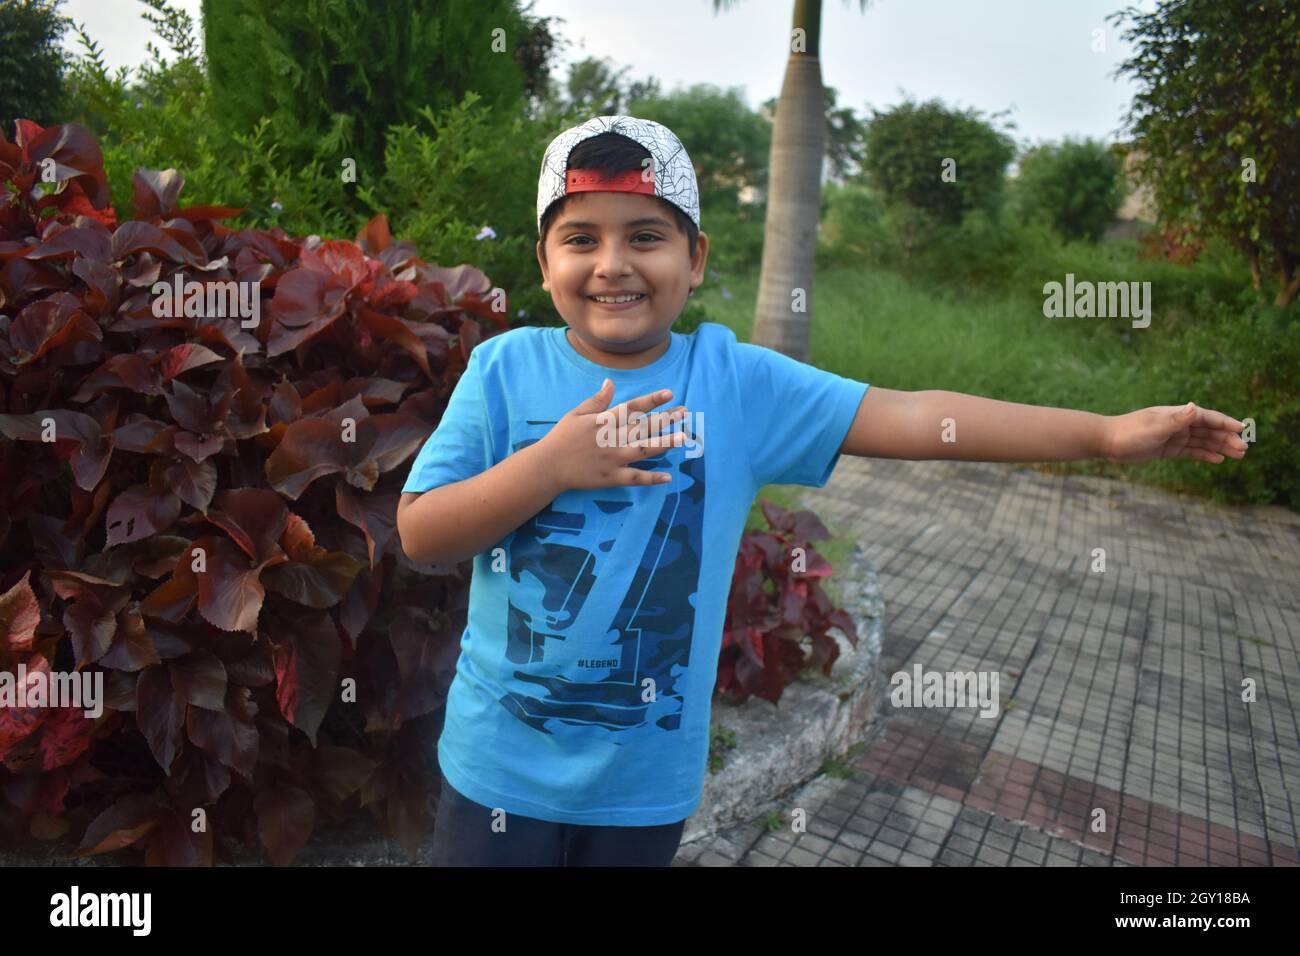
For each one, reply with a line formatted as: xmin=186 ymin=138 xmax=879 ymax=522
xmin=536 ymin=115 xmax=701 ymax=236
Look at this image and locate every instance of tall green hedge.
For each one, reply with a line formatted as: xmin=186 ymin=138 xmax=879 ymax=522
xmin=201 ymin=0 xmax=530 ymax=174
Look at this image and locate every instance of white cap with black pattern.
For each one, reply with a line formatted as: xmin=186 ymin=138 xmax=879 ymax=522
xmin=536 ymin=115 xmax=701 ymax=235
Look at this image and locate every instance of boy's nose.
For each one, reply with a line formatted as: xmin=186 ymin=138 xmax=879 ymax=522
xmin=593 ymin=251 xmax=632 ymax=277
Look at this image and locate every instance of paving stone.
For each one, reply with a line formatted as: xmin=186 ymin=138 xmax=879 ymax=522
xmin=726 ymin=461 xmax=1300 ymax=870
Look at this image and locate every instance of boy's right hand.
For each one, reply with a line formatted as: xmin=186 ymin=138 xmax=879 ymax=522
xmin=536 ymin=379 xmax=690 ymax=493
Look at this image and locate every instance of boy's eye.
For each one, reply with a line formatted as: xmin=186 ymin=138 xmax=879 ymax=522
xmin=565 ymin=233 xmax=661 ymax=245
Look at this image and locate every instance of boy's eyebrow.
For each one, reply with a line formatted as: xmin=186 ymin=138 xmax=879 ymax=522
xmin=556 ymin=216 xmax=676 ymax=232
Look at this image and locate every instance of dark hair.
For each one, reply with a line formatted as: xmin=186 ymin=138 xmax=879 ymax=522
xmin=538 ymin=131 xmax=699 ymax=258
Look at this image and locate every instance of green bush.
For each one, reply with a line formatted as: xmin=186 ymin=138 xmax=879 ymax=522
xmin=673 ymin=296 xmax=717 ymax=335
xmin=0 ymin=0 xmax=68 ymax=129
xmin=699 ymin=200 xmax=766 ymax=279
xmin=861 ymin=96 xmax=1016 ymax=227
xmin=201 ymin=0 xmax=530 ymax=176
xmin=818 ymin=181 xmax=891 ymax=268
xmin=819 ymin=180 xmax=1056 ymax=291
xmin=61 ymin=12 xmax=359 ymax=237
xmin=1145 ymin=297 xmax=1300 ymax=508
xmin=361 ymin=93 xmax=579 ymax=327
xmin=820 ymin=179 xmax=1253 ymax=328
xmin=1010 ymin=138 xmax=1125 ymax=243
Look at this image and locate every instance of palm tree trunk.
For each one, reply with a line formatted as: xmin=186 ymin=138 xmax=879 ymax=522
xmin=750 ymin=0 xmax=826 ymax=362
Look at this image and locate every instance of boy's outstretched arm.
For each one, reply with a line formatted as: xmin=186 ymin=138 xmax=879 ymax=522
xmin=839 ymin=387 xmax=1249 ymax=465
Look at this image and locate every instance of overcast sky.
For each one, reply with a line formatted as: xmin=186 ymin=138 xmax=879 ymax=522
xmin=60 ymin=0 xmax=1158 ymax=151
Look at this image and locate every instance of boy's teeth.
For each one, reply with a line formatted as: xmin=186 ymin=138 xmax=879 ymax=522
xmin=591 ymin=294 xmax=645 ymax=302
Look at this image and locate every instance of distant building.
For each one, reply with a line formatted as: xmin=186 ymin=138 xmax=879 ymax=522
xmin=1113 ymin=143 xmax=1158 ymax=223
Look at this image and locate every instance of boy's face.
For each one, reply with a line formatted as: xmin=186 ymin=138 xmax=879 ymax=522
xmin=536 ymin=191 xmax=708 ymax=370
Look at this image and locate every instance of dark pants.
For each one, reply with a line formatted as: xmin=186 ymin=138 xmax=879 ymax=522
xmin=430 ymin=771 xmax=686 ymax=867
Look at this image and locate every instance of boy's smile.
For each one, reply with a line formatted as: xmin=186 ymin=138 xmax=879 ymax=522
xmin=537 ymin=192 xmax=708 ymax=371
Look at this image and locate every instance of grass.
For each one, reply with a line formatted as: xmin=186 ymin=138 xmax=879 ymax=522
xmin=697 ymin=254 xmax=1267 ymax=501
xmin=700 ymin=264 xmax=1150 ymax=413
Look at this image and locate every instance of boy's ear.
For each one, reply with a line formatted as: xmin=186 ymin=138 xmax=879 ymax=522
xmin=690 ymin=230 xmax=709 ymax=292
xmin=535 ymin=239 xmax=549 ymax=291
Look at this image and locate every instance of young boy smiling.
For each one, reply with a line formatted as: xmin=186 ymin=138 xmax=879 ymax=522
xmin=397 ymin=115 xmax=1248 ymax=867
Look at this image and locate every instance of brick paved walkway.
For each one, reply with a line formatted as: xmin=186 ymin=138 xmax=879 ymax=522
xmin=677 ymin=458 xmax=1300 ymax=867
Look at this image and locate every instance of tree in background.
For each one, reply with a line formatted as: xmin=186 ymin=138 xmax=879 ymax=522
xmin=1110 ymin=0 xmax=1300 ymax=308
xmin=631 ymin=85 xmax=771 ymax=211
xmin=765 ymin=85 xmax=868 ymax=186
xmin=1011 ymin=137 xmax=1125 ymax=243
xmin=862 ymin=97 xmax=1016 ymax=227
xmin=712 ymin=0 xmax=874 ymax=363
xmin=0 ymin=0 xmax=69 ymax=129
xmin=514 ymin=1 xmax=567 ymax=119
xmin=562 ymin=56 xmax=662 ymax=117
xmin=60 ymin=0 xmax=225 ymax=217
xmin=201 ymin=0 xmax=538 ymax=174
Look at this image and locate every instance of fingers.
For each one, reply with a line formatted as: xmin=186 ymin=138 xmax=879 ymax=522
xmin=596 ymin=405 xmax=689 ymax=443
xmin=1178 ymin=435 xmax=1240 ymax=462
xmin=1190 ymin=406 xmax=1246 ymax=431
xmin=621 ymin=429 xmax=689 ymax=460
xmin=615 ymin=466 xmax=674 ymax=486
xmin=645 ymin=406 xmax=688 ymax=439
xmin=1186 ymin=430 xmax=1249 ymax=456
xmin=620 ymin=388 xmax=675 ymax=416
xmin=1189 ymin=425 xmax=1250 ymax=448
xmin=570 ymin=377 xmax=615 ymax=415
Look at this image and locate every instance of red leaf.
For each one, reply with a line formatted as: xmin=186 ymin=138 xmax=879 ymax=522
xmin=194 ymin=536 xmax=269 ymax=633
xmin=203 ymin=487 xmax=289 ymax=564
xmin=311 ymin=745 xmax=377 ymax=804
xmin=354 ymin=213 xmax=391 ymax=254
xmin=24 ymin=122 xmax=111 ymax=208
xmin=132 ymin=169 xmax=184 ymax=221
xmin=110 ymin=221 xmax=208 ymax=267
xmin=70 ymin=353 xmax=161 ymax=402
xmin=144 ymin=807 xmax=213 ymax=866
xmin=104 ymin=483 xmax=182 ymax=547
xmin=186 ymin=687 xmax=258 ymax=778
xmin=64 ymin=597 xmax=116 ymax=667
xmin=0 ymin=654 xmax=51 ymax=755
xmin=0 ymin=570 xmax=40 ymax=654
xmin=136 ymin=663 xmax=186 ymax=771
xmin=73 ymin=791 xmax=165 ymax=857
xmin=37 ymin=704 xmax=99 ymax=771
xmin=254 ymin=785 xmax=315 ymax=866
xmin=169 ymin=649 xmax=227 ymax=710
xmin=271 ymin=611 xmax=341 ymax=746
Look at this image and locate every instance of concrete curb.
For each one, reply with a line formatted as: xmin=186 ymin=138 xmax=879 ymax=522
xmin=683 ymin=544 xmax=886 ymax=845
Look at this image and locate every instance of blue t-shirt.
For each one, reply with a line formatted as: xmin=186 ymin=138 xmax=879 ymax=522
xmin=401 ymin=321 xmax=869 ymax=825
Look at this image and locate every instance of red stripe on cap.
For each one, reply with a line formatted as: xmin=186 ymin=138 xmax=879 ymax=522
xmin=566 ymin=168 xmax=656 ymax=195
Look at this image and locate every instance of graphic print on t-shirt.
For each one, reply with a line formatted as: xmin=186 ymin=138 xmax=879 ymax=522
xmin=499 ymin=421 xmax=704 ymax=740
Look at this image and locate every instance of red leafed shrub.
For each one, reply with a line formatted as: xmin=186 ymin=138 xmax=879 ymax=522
xmin=0 ymin=121 xmax=509 ymax=864
xmin=719 ymin=500 xmax=858 ymax=705
xmin=1140 ymin=221 xmax=1205 ymax=265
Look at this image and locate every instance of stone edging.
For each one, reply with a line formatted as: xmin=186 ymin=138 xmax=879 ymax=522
xmin=683 ymin=544 xmax=886 ymax=845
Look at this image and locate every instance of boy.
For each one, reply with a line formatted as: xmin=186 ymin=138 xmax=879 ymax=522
xmin=396 ymin=115 xmax=1248 ymax=867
